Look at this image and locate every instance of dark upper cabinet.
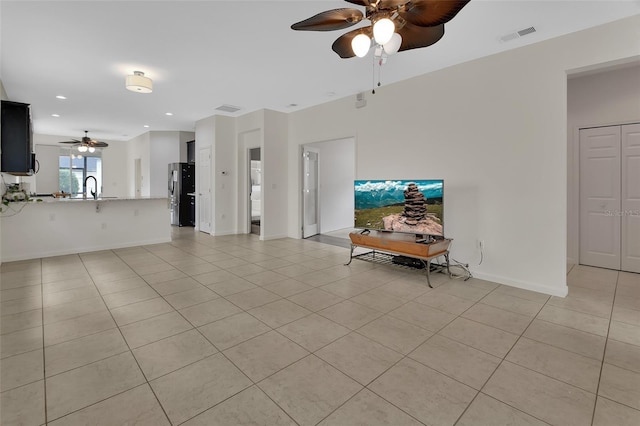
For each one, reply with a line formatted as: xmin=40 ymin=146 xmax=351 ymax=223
xmin=1 ymin=100 xmax=34 ymax=175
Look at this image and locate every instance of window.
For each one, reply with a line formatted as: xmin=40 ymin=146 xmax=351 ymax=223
xmin=59 ymin=151 xmax=102 ymax=195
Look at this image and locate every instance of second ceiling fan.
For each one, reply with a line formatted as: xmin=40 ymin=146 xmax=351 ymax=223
xmin=291 ymin=0 xmax=471 ymax=58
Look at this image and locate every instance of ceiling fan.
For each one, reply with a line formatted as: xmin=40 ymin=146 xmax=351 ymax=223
xmin=59 ymin=131 xmax=108 ymax=153
xmin=291 ymin=0 xmax=471 ymax=58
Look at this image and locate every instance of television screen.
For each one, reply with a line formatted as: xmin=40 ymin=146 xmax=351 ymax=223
xmin=354 ymin=179 xmax=444 ymax=237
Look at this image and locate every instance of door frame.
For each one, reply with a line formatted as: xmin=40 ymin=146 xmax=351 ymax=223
xmin=574 ymin=121 xmax=640 ymax=272
xmin=198 ymin=147 xmax=212 ymax=233
xmin=248 ymin=147 xmax=261 ymax=236
xmin=301 ymin=145 xmax=320 ymax=238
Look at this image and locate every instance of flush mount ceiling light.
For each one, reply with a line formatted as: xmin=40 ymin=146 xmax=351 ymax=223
xmin=126 ymin=71 xmax=153 ymax=93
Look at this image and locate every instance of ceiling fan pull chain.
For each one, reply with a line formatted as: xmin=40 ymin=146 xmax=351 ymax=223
xmin=372 ymin=52 xmax=376 ymax=94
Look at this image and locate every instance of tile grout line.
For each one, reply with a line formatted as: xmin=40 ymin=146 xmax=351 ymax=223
xmin=589 ymin=270 xmax=620 ymax=426
xmin=39 ymin=257 xmax=48 ymax=426
xmin=72 ymin=249 xmax=174 ymax=426
xmin=451 ymin=283 xmax=552 ymax=426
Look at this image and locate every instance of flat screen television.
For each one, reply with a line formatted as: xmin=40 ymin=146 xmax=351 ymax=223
xmin=354 ymin=179 xmax=444 ymax=237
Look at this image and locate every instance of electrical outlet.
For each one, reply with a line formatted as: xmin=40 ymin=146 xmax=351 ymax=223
xmin=49 ymin=213 xmax=55 ymax=221
xmin=134 ymin=209 xmax=139 ymax=216
xmin=101 ymin=223 xmax=107 ymax=230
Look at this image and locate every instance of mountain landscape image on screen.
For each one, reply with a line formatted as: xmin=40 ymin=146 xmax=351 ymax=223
xmin=354 ymin=180 xmax=444 ymax=236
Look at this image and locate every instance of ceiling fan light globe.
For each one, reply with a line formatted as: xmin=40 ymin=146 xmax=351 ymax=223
xmin=78 ymin=145 xmax=88 ymax=153
xmin=351 ymin=34 xmax=371 ymax=58
xmin=373 ymin=18 xmax=395 ymax=45
xmin=383 ymin=32 xmax=402 ymax=55
xmin=88 ymin=146 xmax=96 ymax=153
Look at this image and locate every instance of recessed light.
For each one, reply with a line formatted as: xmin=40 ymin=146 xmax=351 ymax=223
xmin=51 ymin=114 xmax=60 ymax=117
xmin=143 ymin=125 xmax=150 ymax=128
xmin=55 ymin=95 xmax=67 ymax=100
xmin=165 ymin=112 xmax=173 ymax=116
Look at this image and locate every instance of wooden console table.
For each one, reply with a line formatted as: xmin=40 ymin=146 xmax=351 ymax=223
xmin=346 ymin=230 xmax=452 ymax=288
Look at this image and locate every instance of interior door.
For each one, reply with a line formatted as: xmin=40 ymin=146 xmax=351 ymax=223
xmin=579 ymin=126 xmax=621 ymax=269
xmin=198 ymin=148 xmax=212 ymax=233
xmin=249 ymin=148 xmax=261 ymax=235
xmin=621 ymin=123 xmax=640 ymax=273
xmin=302 ymin=148 xmax=319 ymax=238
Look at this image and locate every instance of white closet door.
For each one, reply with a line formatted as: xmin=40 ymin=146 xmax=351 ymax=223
xmin=579 ymin=126 xmax=621 ymax=270
xmin=622 ymin=123 xmax=640 ymax=273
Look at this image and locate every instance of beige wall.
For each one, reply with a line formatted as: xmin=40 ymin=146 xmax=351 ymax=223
xmin=286 ymin=14 xmax=640 ymax=296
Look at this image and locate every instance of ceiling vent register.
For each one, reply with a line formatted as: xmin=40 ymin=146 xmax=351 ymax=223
xmin=215 ymin=104 xmax=242 ymax=113
xmin=500 ymin=26 xmax=537 ymax=42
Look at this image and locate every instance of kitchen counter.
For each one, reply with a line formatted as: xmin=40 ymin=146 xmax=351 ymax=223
xmin=1 ymin=197 xmax=171 ymax=262
xmin=34 ymin=196 xmax=168 ymax=202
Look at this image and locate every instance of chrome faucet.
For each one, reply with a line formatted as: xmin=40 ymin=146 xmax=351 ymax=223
xmin=84 ymin=176 xmax=98 ymax=200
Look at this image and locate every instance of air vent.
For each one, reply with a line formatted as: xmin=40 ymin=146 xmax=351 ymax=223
xmin=215 ymin=104 xmax=242 ymax=113
xmin=518 ymin=27 xmax=536 ymax=37
xmin=499 ymin=26 xmax=537 ymax=43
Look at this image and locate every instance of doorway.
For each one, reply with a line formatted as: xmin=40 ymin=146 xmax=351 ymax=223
xmin=302 ymin=148 xmax=319 ymax=238
xmin=249 ymin=148 xmax=261 ymax=235
xmin=301 ymin=138 xmax=356 ymax=239
xmin=579 ymin=123 xmax=640 ymax=273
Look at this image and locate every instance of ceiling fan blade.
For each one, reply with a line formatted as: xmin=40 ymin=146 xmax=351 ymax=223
xmin=331 ymin=26 xmax=373 ymax=58
xmin=397 ymin=22 xmax=445 ymax=52
xmin=378 ymin=0 xmax=410 ymax=9
xmin=292 ymin=8 xmax=364 ymax=31
xmin=59 ymin=141 xmax=79 ymax=144
xmin=92 ymin=142 xmax=109 ymax=148
xmin=399 ymin=0 xmax=470 ymax=27
xmin=344 ymin=0 xmax=369 ymax=6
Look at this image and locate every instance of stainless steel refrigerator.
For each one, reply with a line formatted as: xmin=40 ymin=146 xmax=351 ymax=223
xmin=168 ymin=162 xmax=195 ymax=226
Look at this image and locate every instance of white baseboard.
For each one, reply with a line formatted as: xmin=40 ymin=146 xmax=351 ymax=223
xmin=260 ymin=234 xmax=288 ymax=241
xmin=1 ymin=238 xmax=172 ymax=262
xmin=472 ymin=271 xmax=568 ymax=297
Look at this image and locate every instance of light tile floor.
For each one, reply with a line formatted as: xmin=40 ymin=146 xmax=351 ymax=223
xmin=1 ymin=228 xmax=639 ymax=425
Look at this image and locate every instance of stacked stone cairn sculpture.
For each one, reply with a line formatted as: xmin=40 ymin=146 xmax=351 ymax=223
xmin=402 ymin=183 xmax=426 ymax=225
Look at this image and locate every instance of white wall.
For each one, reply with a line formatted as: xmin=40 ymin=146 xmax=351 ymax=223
xmin=126 ymin=132 xmax=151 ymax=197
xmin=149 ymin=131 xmax=181 ymax=197
xmin=262 ymin=110 xmax=289 ymax=240
xmin=567 ymin=64 xmax=640 ymax=264
xmin=213 ymin=116 xmax=237 ymax=235
xmin=286 ymin=15 xmax=640 ymax=297
xmin=306 ymin=137 xmax=355 ymax=233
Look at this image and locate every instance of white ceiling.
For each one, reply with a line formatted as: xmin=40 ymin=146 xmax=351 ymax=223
xmin=2 ymin=0 xmax=639 ymax=142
